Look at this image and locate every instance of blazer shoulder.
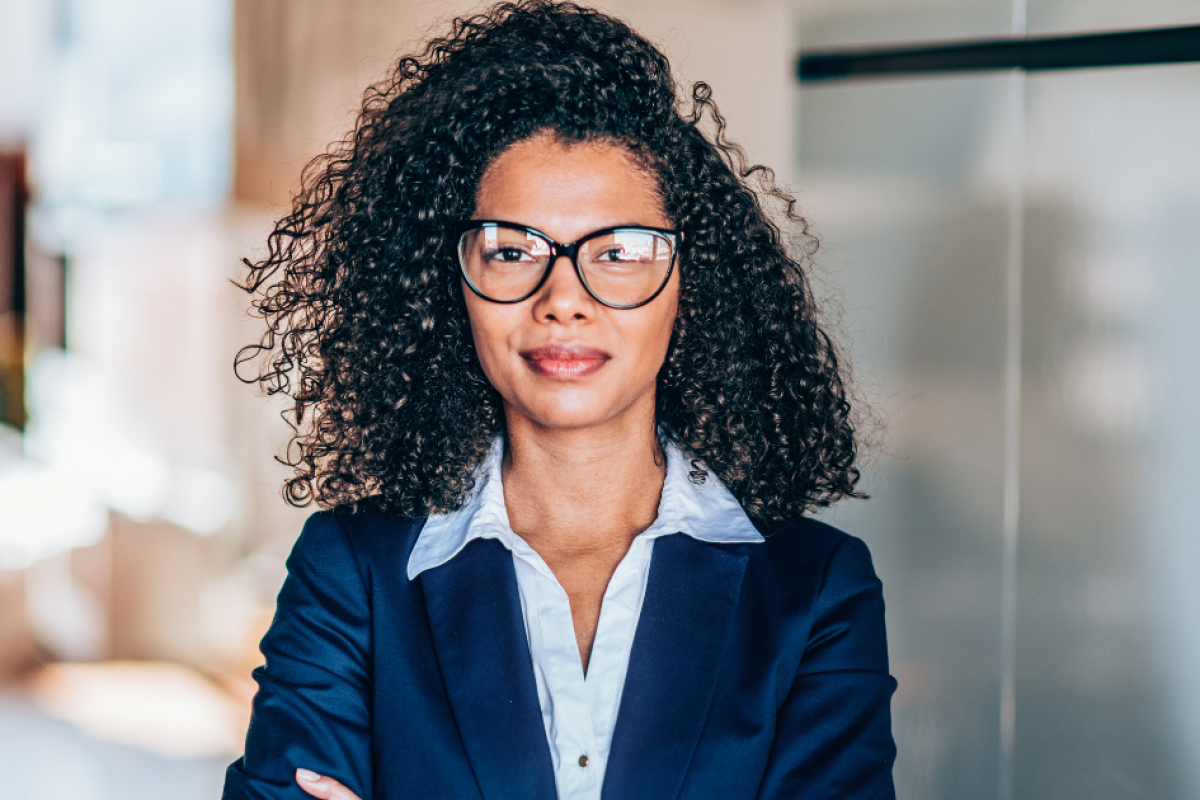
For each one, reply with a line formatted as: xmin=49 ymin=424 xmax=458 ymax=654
xmin=744 ymin=515 xmax=882 ymax=601
xmin=297 ymin=507 xmax=429 ymax=572
xmin=751 ymin=514 xmax=873 ymax=564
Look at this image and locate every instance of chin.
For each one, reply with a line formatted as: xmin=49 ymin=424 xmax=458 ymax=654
xmin=512 ymin=389 xmax=635 ymax=432
xmin=522 ymin=405 xmax=617 ymax=431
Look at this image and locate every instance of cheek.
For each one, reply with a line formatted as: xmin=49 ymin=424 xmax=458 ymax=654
xmin=655 ymin=279 xmax=681 ymax=347
xmin=464 ymin=297 xmax=512 ymax=385
xmin=628 ymin=290 xmax=679 ymax=377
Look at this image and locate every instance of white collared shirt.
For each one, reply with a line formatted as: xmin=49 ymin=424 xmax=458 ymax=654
xmin=407 ymin=438 xmax=763 ymax=800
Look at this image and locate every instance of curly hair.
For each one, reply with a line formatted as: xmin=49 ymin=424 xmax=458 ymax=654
xmin=236 ymin=0 xmax=864 ymax=519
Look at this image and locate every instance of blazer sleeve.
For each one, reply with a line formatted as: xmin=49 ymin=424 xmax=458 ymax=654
xmin=223 ymin=512 xmax=373 ymax=800
xmin=756 ymin=535 xmax=897 ymax=800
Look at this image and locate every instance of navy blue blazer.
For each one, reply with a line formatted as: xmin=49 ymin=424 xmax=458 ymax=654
xmin=223 ymin=509 xmax=896 ymax=799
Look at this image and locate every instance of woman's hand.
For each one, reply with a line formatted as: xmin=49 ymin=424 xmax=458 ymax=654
xmin=295 ymin=768 xmax=364 ymax=800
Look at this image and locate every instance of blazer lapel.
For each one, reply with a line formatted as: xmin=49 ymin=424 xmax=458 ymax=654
xmin=603 ymin=534 xmax=749 ymax=800
xmin=420 ymin=537 xmax=557 ymax=800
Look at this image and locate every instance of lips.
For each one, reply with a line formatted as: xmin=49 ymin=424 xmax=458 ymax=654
xmin=521 ymin=344 xmax=611 ymax=380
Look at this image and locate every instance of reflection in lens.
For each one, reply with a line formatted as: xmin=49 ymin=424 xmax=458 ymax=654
xmin=579 ymin=230 xmax=673 ymax=307
xmin=459 ymin=224 xmax=549 ymax=301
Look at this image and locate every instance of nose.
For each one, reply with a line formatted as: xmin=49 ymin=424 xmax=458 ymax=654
xmin=531 ymin=252 xmax=596 ymax=322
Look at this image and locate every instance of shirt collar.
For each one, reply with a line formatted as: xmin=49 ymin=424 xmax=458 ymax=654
xmin=407 ymin=437 xmax=763 ymax=580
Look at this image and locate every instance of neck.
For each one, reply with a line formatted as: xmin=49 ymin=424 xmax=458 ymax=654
xmin=501 ymin=404 xmax=666 ymax=557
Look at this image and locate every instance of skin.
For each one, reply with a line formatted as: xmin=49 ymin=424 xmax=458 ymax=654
xmin=299 ymin=132 xmax=679 ymax=800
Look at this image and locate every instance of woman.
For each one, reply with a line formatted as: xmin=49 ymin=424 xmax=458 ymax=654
xmin=224 ymin=2 xmax=896 ymax=799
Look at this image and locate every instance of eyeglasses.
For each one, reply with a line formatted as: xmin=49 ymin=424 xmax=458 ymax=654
xmin=452 ymin=220 xmax=683 ymax=309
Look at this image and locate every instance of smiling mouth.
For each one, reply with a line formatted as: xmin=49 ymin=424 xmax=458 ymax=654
xmin=521 ymin=345 xmax=611 ymax=380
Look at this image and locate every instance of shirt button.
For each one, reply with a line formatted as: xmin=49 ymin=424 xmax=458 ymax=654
xmin=578 ymin=755 xmax=589 ymax=767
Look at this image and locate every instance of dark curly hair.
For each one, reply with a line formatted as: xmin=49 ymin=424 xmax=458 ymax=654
xmin=236 ymin=0 xmax=864 ymax=519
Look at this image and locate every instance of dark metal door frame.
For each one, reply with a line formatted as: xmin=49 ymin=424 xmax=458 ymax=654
xmin=798 ymin=23 xmax=1200 ymax=83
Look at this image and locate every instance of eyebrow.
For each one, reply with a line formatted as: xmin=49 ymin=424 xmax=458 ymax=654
xmin=469 ymin=220 xmax=672 ymax=236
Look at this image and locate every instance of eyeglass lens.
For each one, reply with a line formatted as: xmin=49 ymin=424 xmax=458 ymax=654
xmin=457 ymin=223 xmax=674 ymax=307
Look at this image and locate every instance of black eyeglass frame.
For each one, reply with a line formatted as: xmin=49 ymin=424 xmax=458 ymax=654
xmin=451 ymin=219 xmax=685 ymax=310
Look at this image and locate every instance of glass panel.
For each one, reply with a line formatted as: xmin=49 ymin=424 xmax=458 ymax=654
xmin=798 ymin=0 xmax=1012 ymax=51
xmin=796 ymin=73 xmax=1016 ymax=800
xmin=1015 ymin=62 xmax=1200 ymax=799
xmin=1027 ymin=0 xmax=1200 ymax=37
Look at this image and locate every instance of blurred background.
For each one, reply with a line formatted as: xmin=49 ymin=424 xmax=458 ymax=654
xmin=0 ymin=0 xmax=1196 ymax=798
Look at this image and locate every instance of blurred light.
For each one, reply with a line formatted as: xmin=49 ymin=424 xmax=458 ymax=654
xmin=31 ymin=0 xmax=233 ymax=211
xmin=24 ymin=350 xmax=173 ymax=519
xmin=100 ymin=446 xmax=172 ymax=519
xmin=0 ymin=463 xmax=107 ymax=569
xmin=25 ymin=554 xmax=106 ymax=661
xmin=31 ymin=661 xmax=248 ymax=759
xmin=75 ymin=141 xmax=164 ymax=207
xmin=162 ymin=464 xmax=235 ymax=536
xmin=0 ymin=350 xmax=238 ymax=563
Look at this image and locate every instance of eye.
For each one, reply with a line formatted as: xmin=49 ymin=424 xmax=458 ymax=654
xmin=484 ymin=246 xmax=537 ymax=264
xmin=596 ymin=246 xmax=634 ymax=263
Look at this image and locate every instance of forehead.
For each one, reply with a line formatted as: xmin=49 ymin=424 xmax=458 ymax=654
xmin=474 ymin=135 xmax=665 ymax=229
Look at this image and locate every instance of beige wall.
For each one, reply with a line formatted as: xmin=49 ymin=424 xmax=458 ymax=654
xmin=599 ymin=0 xmax=792 ymax=173
xmin=234 ymin=0 xmax=793 ymax=207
